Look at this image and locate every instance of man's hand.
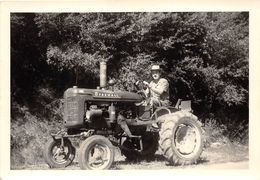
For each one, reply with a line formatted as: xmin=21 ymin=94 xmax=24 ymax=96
xmin=143 ymin=81 xmax=149 ymax=87
xmin=143 ymin=81 xmax=151 ymax=89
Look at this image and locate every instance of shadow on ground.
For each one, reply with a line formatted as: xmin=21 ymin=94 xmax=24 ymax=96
xmin=112 ymin=154 xmax=209 ymax=170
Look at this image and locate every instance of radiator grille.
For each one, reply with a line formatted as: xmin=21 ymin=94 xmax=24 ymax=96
xmin=66 ymin=97 xmax=78 ymax=123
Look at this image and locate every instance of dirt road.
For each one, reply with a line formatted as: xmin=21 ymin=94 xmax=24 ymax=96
xmin=20 ymin=142 xmax=248 ymax=170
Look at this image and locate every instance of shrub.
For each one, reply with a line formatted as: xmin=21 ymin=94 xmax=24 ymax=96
xmin=203 ymin=117 xmax=228 ymax=147
xmin=11 ymin=94 xmax=63 ymax=168
xmin=202 ymin=114 xmax=248 ymax=148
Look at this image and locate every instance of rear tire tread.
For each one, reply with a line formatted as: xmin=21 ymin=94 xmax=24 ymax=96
xmin=159 ymin=111 xmax=204 ymax=166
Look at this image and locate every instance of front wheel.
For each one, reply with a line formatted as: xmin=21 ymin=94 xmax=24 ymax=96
xmin=78 ymin=135 xmax=115 ymax=170
xmin=159 ymin=111 xmax=204 ymax=165
xmin=43 ymin=138 xmax=76 ymax=168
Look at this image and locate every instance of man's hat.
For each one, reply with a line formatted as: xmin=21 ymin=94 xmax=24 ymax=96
xmin=151 ymin=65 xmax=161 ymax=71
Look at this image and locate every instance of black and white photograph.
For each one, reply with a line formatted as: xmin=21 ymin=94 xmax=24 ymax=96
xmin=9 ymin=11 xmax=249 ymax=170
xmin=1 ymin=1 xmax=260 ymax=179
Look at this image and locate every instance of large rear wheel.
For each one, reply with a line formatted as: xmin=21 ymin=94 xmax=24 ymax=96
xmin=159 ymin=111 xmax=203 ymax=165
xmin=78 ymin=135 xmax=115 ymax=170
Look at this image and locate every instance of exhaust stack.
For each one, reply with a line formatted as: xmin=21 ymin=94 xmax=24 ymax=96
xmin=100 ymin=61 xmax=107 ymax=88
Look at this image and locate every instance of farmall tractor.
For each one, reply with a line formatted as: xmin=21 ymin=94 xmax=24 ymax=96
xmin=43 ymin=62 xmax=204 ymax=170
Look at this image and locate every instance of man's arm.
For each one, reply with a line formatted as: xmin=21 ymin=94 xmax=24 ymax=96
xmin=144 ymin=79 xmax=169 ymax=95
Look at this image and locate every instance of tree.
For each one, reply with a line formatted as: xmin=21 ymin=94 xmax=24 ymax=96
xmin=12 ymin=12 xmax=248 ymax=117
xmin=11 ymin=13 xmax=45 ymax=104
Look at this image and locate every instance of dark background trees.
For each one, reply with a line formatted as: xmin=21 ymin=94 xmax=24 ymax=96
xmin=10 ymin=12 xmax=248 ymax=167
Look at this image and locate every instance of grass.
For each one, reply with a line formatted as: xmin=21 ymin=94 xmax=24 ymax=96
xmin=202 ymin=117 xmax=249 ymax=148
xmin=11 ymin=93 xmax=63 ymax=169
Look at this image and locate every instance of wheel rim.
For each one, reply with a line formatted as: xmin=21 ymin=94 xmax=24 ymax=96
xmin=85 ymin=143 xmax=111 ymax=169
xmin=51 ymin=141 xmax=72 ymax=164
xmin=173 ymin=122 xmax=201 ymax=159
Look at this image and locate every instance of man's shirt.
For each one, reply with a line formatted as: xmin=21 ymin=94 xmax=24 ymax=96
xmin=149 ymin=78 xmax=169 ymax=102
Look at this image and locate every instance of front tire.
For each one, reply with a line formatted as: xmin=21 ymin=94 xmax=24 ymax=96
xmin=78 ymin=135 xmax=115 ymax=170
xmin=159 ymin=111 xmax=204 ymax=165
xmin=43 ymin=138 xmax=76 ymax=168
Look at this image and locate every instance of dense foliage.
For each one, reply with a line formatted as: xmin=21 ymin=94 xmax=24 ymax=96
xmin=11 ymin=12 xmax=248 ymax=167
xmin=11 ymin=12 xmax=248 ymax=110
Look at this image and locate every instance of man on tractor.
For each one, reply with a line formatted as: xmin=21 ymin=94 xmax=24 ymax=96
xmin=143 ymin=65 xmax=170 ymax=108
xmin=44 ymin=62 xmax=204 ymax=170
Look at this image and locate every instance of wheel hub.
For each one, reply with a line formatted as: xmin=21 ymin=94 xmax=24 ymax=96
xmin=174 ymin=124 xmax=198 ymax=156
xmin=88 ymin=144 xmax=110 ymax=168
xmin=52 ymin=145 xmax=70 ymax=164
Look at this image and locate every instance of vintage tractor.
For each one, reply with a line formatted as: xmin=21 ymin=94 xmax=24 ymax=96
xmin=43 ymin=62 xmax=204 ymax=170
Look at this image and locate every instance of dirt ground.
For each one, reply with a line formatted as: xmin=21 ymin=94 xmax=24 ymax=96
xmin=16 ymin=141 xmax=248 ymax=170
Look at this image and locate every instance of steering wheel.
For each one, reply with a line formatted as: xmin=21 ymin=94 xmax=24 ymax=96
xmin=134 ymin=80 xmax=151 ymax=104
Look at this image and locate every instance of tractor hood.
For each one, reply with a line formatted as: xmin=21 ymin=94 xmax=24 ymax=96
xmin=64 ymin=86 xmax=142 ymax=103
